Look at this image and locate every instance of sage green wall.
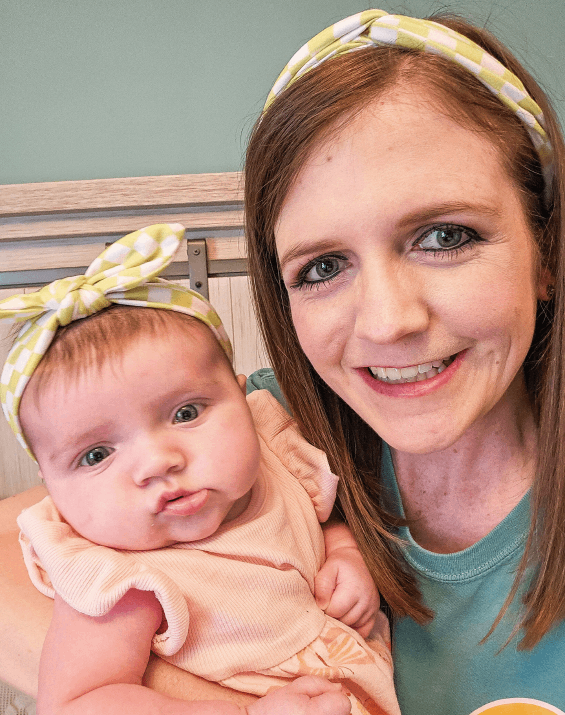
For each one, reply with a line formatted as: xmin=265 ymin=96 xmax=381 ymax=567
xmin=2 ymin=0 xmax=564 ymax=184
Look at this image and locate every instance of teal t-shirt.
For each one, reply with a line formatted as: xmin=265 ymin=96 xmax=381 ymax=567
xmin=247 ymin=369 xmax=565 ymax=715
xmin=381 ymin=445 xmax=565 ymax=715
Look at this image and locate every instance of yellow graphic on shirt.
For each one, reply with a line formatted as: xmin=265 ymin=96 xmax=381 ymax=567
xmin=470 ymin=699 xmax=565 ymax=714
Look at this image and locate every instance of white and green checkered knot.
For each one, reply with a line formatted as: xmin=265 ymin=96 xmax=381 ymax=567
xmin=265 ymin=9 xmax=553 ymax=199
xmin=0 ymin=223 xmax=233 ymax=460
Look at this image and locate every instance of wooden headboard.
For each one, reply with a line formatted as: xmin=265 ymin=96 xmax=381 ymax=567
xmin=0 ymin=172 xmax=269 ymax=498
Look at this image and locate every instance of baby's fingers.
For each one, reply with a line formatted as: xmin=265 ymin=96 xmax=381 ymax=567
xmin=288 ymin=677 xmax=351 ymax=715
xmin=314 ymin=561 xmax=339 ymax=611
xmin=286 ymin=675 xmax=344 ymax=697
xmin=351 ymin=612 xmax=376 ymax=639
xmin=310 ymin=690 xmax=352 ymax=715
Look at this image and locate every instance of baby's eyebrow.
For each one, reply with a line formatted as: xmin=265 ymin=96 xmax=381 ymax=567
xmin=44 ymin=425 xmax=113 ymax=465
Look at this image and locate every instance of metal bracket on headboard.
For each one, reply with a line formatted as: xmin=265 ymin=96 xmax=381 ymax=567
xmin=187 ymin=239 xmax=208 ymax=299
xmin=0 ymin=173 xmax=247 ymax=296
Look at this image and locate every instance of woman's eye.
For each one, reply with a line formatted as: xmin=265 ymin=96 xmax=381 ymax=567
xmin=293 ymin=254 xmax=348 ymax=288
xmin=416 ymin=225 xmax=480 ymax=253
xmin=174 ymin=404 xmax=200 ymax=423
xmin=80 ymin=446 xmax=112 ymax=467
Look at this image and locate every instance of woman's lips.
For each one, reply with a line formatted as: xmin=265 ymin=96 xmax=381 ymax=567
xmin=158 ymin=489 xmax=209 ymax=516
xmin=359 ymin=349 xmax=466 ymax=398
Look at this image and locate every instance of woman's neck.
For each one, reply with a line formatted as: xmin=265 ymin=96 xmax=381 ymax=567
xmin=391 ymin=375 xmax=537 ymax=553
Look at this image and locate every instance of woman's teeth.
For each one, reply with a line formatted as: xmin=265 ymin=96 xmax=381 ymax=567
xmin=368 ymin=356 xmax=456 ymax=383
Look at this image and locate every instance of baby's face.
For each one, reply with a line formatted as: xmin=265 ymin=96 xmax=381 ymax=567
xmin=20 ymin=325 xmax=261 ymax=550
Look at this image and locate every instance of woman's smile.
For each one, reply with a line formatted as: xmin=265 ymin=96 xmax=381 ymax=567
xmin=366 ymin=354 xmax=458 ymax=383
xmin=276 ymin=90 xmax=545 ymax=454
xmin=357 ymin=350 xmax=466 ymax=401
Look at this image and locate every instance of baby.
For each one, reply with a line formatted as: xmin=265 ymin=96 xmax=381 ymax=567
xmin=0 ymin=225 xmax=400 ymax=715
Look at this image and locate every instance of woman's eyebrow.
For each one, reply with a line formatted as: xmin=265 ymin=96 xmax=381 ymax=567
xmin=278 ymin=200 xmax=503 ymax=271
xmin=395 ymin=200 xmax=503 ymax=230
xmin=278 ymin=239 xmax=343 ymax=272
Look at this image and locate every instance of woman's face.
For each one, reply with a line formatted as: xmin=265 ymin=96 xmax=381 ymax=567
xmin=275 ymin=90 xmax=546 ymax=454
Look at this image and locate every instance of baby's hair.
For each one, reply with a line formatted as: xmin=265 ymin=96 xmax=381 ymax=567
xmin=26 ymin=304 xmax=234 ymax=393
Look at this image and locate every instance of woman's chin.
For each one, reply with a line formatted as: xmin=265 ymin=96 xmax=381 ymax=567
xmin=377 ymin=428 xmax=462 ymax=455
xmin=357 ymin=405 xmax=474 ymax=455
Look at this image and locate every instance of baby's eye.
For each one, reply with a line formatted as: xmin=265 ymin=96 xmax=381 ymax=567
xmin=173 ymin=404 xmax=200 ymax=423
xmin=80 ymin=446 xmax=112 ymax=467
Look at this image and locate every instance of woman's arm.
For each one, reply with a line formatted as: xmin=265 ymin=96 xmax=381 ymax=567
xmin=40 ymin=590 xmax=348 ymax=715
xmin=38 ymin=589 xmax=252 ymax=715
xmin=1 ymin=489 xmax=349 ymax=715
xmin=0 ymin=487 xmax=254 ymax=705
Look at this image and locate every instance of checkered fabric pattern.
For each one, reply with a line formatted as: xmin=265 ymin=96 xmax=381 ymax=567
xmin=265 ymin=9 xmax=553 ymax=197
xmin=0 ymin=224 xmax=232 ymax=460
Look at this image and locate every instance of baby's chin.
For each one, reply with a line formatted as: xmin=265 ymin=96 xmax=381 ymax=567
xmin=224 ymin=490 xmax=253 ymax=523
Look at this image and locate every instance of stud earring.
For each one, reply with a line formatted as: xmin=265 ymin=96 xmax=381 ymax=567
xmin=547 ymin=284 xmax=555 ymax=299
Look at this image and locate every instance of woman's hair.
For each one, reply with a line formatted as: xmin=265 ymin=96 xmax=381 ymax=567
xmin=245 ymin=14 xmax=565 ymax=647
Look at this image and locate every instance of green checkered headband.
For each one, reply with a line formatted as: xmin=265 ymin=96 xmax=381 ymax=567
xmin=265 ymin=9 xmax=553 ymax=196
xmin=0 ymin=224 xmax=232 ymax=460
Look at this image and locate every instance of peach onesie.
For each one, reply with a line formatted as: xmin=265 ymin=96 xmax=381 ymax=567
xmin=18 ymin=390 xmax=400 ymax=715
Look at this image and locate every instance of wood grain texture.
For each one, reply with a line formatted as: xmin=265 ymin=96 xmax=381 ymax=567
xmin=0 ymin=210 xmax=244 ymax=242
xmin=0 ymin=172 xmax=243 ymax=216
xmin=1 ymin=236 xmax=246 ymax=273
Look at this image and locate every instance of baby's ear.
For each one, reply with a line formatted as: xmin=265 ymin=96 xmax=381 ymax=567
xmin=236 ymin=374 xmax=248 ymax=394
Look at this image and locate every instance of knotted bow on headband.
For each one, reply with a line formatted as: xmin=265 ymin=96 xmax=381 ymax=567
xmin=265 ymin=9 xmax=553 ymax=199
xmin=0 ymin=224 xmax=232 ymax=459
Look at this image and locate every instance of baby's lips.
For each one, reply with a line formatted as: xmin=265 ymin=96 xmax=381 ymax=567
xmin=158 ymin=489 xmax=209 ymax=516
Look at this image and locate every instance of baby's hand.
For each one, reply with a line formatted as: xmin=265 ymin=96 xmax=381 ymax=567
xmin=315 ymin=539 xmax=380 ymax=639
xmin=245 ymin=676 xmax=351 ymax=715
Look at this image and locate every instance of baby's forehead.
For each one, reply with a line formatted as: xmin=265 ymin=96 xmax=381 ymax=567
xmin=20 ymin=323 xmax=239 ymax=458
xmin=20 ymin=307 xmax=235 ymax=420
xmin=35 ymin=306 xmax=228 ymax=378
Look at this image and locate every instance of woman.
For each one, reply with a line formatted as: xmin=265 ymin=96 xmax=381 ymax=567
xmin=245 ymin=9 xmax=565 ymax=714
xmin=1 ymin=8 xmax=563 ymax=715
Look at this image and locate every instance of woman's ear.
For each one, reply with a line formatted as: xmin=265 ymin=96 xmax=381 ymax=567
xmin=537 ymin=266 xmax=555 ymax=301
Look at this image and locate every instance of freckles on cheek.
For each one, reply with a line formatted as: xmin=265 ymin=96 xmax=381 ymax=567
xmin=292 ymin=307 xmax=327 ymax=359
xmin=290 ymin=303 xmax=315 ymax=350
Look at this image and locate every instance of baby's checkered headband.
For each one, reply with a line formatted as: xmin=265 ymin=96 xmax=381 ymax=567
xmin=265 ymin=9 xmax=554 ymax=200
xmin=0 ymin=224 xmax=233 ymax=460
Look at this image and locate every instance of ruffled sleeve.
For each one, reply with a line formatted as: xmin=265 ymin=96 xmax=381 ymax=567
xmin=247 ymin=390 xmax=338 ymax=522
xmin=17 ymin=497 xmax=188 ymax=656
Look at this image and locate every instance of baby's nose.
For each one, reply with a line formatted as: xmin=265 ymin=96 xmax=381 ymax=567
xmin=131 ymin=438 xmax=187 ymax=486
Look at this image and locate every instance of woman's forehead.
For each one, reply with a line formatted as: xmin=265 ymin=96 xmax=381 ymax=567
xmin=276 ymin=91 xmax=516 ymax=241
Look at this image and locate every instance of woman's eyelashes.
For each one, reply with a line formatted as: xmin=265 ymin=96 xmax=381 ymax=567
xmin=414 ymin=224 xmax=484 ymax=258
xmin=79 ymin=445 xmax=113 ymax=467
xmin=289 ymin=225 xmax=484 ymax=290
xmin=290 ymin=254 xmax=349 ymax=290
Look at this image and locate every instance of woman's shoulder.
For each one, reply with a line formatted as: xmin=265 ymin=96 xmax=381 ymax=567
xmin=246 ymin=368 xmax=289 ymax=412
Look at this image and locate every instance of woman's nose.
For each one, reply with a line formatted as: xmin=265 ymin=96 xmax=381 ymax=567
xmin=130 ymin=436 xmax=187 ymax=486
xmin=353 ymin=259 xmax=429 ymax=345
